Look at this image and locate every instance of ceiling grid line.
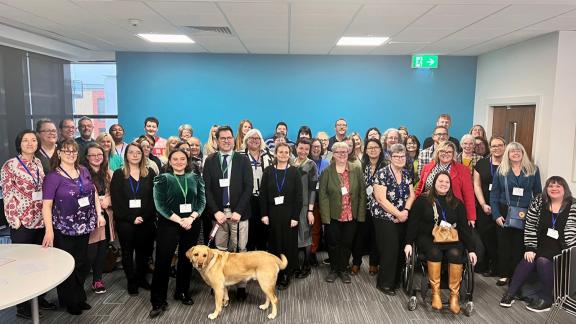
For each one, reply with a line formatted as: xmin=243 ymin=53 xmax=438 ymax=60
xmin=327 ymin=4 xmax=366 ymax=55
xmin=214 ymin=1 xmax=250 ymax=54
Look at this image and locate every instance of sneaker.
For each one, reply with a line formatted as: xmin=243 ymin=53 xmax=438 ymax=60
xmin=339 ymin=271 xmax=352 ymax=284
xmin=499 ymin=294 xmax=515 ymax=307
xmin=526 ymin=298 xmax=551 ymax=313
xmin=496 ymin=278 xmax=509 ymax=286
xmin=325 ymin=270 xmax=338 ymax=283
xmin=92 ymin=280 xmax=106 ymax=294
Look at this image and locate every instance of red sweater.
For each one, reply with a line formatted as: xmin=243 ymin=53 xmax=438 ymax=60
xmin=415 ymin=161 xmax=476 ymax=221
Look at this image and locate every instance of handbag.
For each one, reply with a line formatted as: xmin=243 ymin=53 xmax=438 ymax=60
xmin=503 ymin=176 xmax=527 ymax=230
xmin=431 ymin=202 xmax=459 ymax=243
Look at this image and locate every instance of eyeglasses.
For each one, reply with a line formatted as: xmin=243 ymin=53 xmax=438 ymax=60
xmin=434 ymin=133 xmax=448 ymax=137
xmin=87 ymin=154 xmax=104 ymax=158
xmin=319 ymin=139 xmax=328 ymax=142
xmin=128 ymin=151 xmax=142 ymax=156
xmin=248 ymin=137 xmax=261 ymax=141
xmin=391 ymin=155 xmax=406 ymax=159
xmin=60 ymin=150 xmax=78 ymax=156
xmin=366 ymin=146 xmax=380 ymax=151
xmin=62 ymin=126 xmax=75 ymax=130
xmin=490 ymin=144 xmax=505 ymax=148
xmin=336 ymin=123 xmax=347 ymax=127
xmin=219 ymin=137 xmax=234 ymax=141
xmin=439 ymin=150 xmax=454 ymax=155
xmin=333 ymin=151 xmax=348 ymax=155
xmin=510 ymin=149 xmax=523 ymax=153
xmin=40 ymin=129 xmax=57 ymax=134
xmin=180 ymin=148 xmax=191 ymax=152
xmin=387 ymin=137 xmax=399 ymax=141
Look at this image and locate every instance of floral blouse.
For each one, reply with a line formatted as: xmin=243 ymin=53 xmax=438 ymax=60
xmin=370 ymin=165 xmax=412 ymax=221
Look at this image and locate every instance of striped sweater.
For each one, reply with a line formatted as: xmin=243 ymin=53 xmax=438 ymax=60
xmin=524 ymin=194 xmax=576 ymax=252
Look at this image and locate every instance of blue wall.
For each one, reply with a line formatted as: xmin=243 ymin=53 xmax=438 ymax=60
xmin=117 ymin=53 xmax=477 ymax=145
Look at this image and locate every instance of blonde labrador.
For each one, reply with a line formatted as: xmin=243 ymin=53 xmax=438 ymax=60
xmin=186 ymin=245 xmax=287 ymax=320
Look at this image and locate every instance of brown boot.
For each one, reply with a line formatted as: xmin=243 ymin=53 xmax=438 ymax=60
xmin=427 ymin=261 xmax=442 ymax=310
xmin=448 ymin=263 xmax=463 ymax=314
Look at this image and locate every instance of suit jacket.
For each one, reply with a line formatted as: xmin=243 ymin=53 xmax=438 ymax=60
xmin=415 ymin=160 xmax=476 ymax=221
xmin=203 ymin=152 xmax=253 ymax=221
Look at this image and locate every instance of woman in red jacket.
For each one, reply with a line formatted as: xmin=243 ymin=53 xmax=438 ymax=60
xmin=415 ymin=141 xmax=476 ymax=226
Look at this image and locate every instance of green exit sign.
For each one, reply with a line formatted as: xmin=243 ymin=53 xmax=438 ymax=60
xmin=412 ymin=55 xmax=438 ymax=69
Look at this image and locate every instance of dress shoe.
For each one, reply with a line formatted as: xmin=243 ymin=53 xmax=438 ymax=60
xmin=174 ymin=292 xmax=194 ymax=305
xmin=350 ymin=265 xmax=360 ymax=276
xmin=369 ymin=266 xmax=379 ymax=276
xmin=149 ymin=305 xmax=164 ymax=318
xmin=66 ymin=306 xmax=82 ymax=316
xmin=236 ymin=288 xmax=247 ymax=301
xmin=377 ymin=286 xmax=396 ymax=296
xmin=79 ymin=302 xmax=92 ymax=310
xmin=38 ymin=297 xmax=57 ymax=311
xmin=295 ymin=267 xmax=311 ymax=279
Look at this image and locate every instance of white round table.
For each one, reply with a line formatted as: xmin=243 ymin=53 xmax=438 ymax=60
xmin=0 ymin=244 xmax=75 ymax=324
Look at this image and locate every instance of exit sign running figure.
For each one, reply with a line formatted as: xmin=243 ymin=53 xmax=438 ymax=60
xmin=412 ymin=55 xmax=438 ymax=69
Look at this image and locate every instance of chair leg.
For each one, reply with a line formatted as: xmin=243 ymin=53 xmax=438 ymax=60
xmin=448 ymin=263 xmax=463 ymax=314
xmin=427 ymin=261 xmax=442 ymax=310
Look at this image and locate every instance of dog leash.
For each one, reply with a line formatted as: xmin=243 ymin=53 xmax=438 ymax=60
xmin=207 ymin=223 xmax=220 ymax=247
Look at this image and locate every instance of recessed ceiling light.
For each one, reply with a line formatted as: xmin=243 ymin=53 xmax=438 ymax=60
xmin=137 ymin=34 xmax=195 ymax=44
xmin=337 ymin=37 xmax=389 ymax=46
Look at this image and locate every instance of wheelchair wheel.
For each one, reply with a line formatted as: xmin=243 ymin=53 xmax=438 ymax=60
xmin=402 ymin=254 xmax=415 ymax=294
xmin=463 ymin=301 xmax=474 ymax=316
xmin=407 ymin=296 xmax=417 ymax=311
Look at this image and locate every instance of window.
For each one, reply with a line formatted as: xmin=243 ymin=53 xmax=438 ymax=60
xmin=71 ymin=63 xmax=118 ymax=139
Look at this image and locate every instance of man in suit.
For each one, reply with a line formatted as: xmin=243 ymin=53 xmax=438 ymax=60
xmin=203 ymin=125 xmax=253 ymax=300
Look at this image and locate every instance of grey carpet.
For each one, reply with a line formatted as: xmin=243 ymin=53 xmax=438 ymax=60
xmin=0 ymin=252 xmax=571 ymax=323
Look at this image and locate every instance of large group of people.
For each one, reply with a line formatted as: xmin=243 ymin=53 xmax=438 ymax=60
xmin=1 ymin=113 xmax=574 ymax=320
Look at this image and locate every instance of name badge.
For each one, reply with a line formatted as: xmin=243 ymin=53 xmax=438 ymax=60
xmin=341 ymin=186 xmax=348 ymax=195
xmin=366 ymin=185 xmax=373 ymax=196
xmin=488 ymin=184 xmax=492 ymax=191
xmin=180 ymin=204 xmax=192 ymax=213
xmin=274 ymin=196 xmax=284 ymax=205
xmin=32 ymin=191 xmax=43 ymax=201
xmin=512 ymin=187 xmax=524 ymax=196
xmin=547 ymin=228 xmax=559 ymax=240
xmin=78 ymin=196 xmax=90 ymax=208
xmin=129 ymin=199 xmax=142 ymax=208
xmin=219 ymin=178 xmax=230 ymax=187
xmin=440 ymin=220 xmax=452 ymax=228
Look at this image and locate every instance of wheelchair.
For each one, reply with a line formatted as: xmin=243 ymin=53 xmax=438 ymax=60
xmin=401 ymin=243 xmax=475 ymax=316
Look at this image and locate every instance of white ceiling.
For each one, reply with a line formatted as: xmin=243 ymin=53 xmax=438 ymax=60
xmin=1 ymin=0 xmax=576 ymax=60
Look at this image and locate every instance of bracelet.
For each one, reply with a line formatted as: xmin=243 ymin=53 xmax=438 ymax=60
xmin=404 ymin=208 xmax=410 ymax=212
xmin=307 ymin=209 xmax=314 ymax=213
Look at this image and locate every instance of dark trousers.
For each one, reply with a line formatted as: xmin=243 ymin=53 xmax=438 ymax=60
xmin=352 ymin=210 xmax=379 ymax=267
xmin=475 ymin=206 xmax=498 ymax=273
xmin=150 ymin=217 xmax=200 ymax=307
xmin=373 ymin=218 xmax=405 ymax=288
xmin=497 ymin=226 xmax=524 ymax=278
xmin=508 ymin=257 xmax=554 ymax=304
xmin=247 ymin=195 xmax=268 ymax=251
xmin=326 ymin=220 xmax=357 ymax=272
xmin=116 ymin=221 xmax=155 ymax=289
xmin=86 ymin=238 xmax=109 ymax=283
xmin=425 ymin=244 xmax=466 ymax=264
xmin=54 ymin=231 xmax=89 ymax=309
xmin=11 ymin=227 xmax=46 ymax=310
xmin=201 ymin=209 xmax=213 ymax=246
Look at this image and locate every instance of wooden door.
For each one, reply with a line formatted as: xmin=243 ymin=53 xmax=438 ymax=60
xmin=492 ymin=105 xmax=536 ymax=158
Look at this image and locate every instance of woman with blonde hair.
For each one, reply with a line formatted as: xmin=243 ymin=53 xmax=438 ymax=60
xmin=350 ymin=132 xmax=363 ymax=162
xmin=95 ymin=133 xmax=123 ymax=171
xmin=203 ymin=125 xmax=219 ymax=156
xmin=161 ymin=136 xmax=181 ymax=166
xmin=490 ymin=142 xmax=541 ymax=286
xmin=235 ymin=119 xmax=253 ymax=151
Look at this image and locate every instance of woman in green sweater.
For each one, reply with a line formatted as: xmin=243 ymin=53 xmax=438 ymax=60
xmin=149 ymin=149 xmax=206 ymax=318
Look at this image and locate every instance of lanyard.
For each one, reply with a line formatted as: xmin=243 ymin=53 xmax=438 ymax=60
xmin=390 ymin=165 xmax=405 ymax=198
xmin=39 ymin=148 xmax=50 ymax=159
xmin=551 ymin=211 xmax=559 ymax=230
xmin=175 ymin=174 xmax=188 ymax=203
xmin=274 ymin=166 xmax=288 ymax=193
xmin=248 ymin=151 xmax=260 ymax=169
xmin=115 ymin=143 xmax=125 ymax=156
xmin=219 ymin=152 xmax=233 ymax=176
xmin=59 ymin=167 xmax=85 ymax=195
xmin=313 ymin=159 xmax=322 ymax=177
xmin=435 ymin=199 xmax=447 ymax=221
xmin=489 ymin=157 xmax=496 ymax=178
xmin=16 ymin=156 xmax=40 ymax=189
xmin=129 ymin=176 xmax=140 ymax=197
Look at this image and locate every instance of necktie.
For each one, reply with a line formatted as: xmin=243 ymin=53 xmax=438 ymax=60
xmin=222 ymin=154 xmax=230 ymax=206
